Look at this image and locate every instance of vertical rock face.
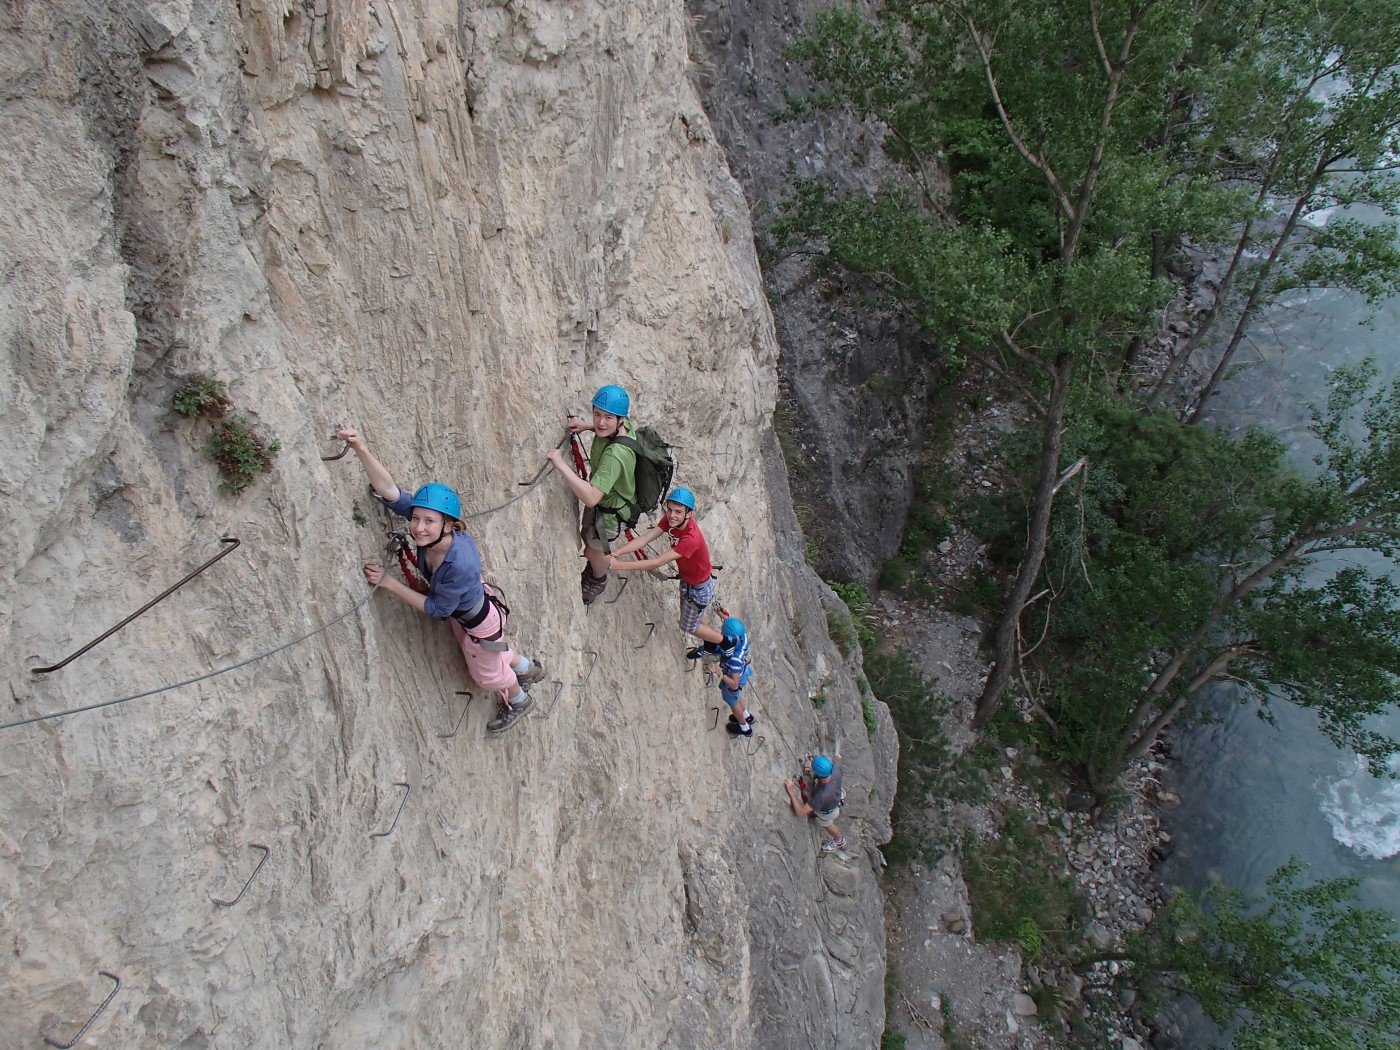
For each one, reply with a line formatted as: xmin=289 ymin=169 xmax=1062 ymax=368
xmin=686 ymin=0 xmax=944 ymax=584
xmin=0 ymin=2 xmax=891 ymax=1048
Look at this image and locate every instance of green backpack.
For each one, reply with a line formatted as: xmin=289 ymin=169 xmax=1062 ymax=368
xmin=610 ymin=426 xmax=676 ymax=528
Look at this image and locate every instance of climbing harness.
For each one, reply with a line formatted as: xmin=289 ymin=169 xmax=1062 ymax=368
xmin=454 ymin=586 xmax=513 ymax=652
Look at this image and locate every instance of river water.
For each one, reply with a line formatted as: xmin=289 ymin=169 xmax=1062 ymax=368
xmin=1160 ymin=211 xmax=1400 ymax=955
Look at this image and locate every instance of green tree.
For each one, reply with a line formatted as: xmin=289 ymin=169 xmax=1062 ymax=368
xmin=781 ymin=0 xmax=1228 ymax=727
xmin=1032 ymin=363 xmax=1400 ymax=793
xmin=1147 ymin=0 xmax=1400 ymax=418
xmin=1125 ymin=861 xmax=1400 ymax=1048
xmin=782 ymin=0 xmax=1400 ymax=739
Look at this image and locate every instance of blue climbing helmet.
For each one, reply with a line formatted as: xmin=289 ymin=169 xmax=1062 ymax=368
xmin=409 ymin=483 xmax=462 ymax=521
xmin=666 ymin=486 xmax=696 ymax=510
xmin=721 ymin=616 xmax=745 ymax=641
xmin=812 ymin=755 xmax=834 ymax=778
xmin=591 ymin=384 xmax=630 ymax=418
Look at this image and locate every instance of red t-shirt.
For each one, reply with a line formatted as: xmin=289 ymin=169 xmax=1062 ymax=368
xmin=664 ymin=517 xmax=712 ymax=585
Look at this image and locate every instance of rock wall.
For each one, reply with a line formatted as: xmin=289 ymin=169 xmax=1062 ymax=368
xmin=686 ymin=0 xmax=944 ymax=584
xmin=0 ymin=2 xmax=892 ymax=1047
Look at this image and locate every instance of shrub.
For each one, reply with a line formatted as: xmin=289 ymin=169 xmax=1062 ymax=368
xmin=878 ymin=556 xmax=911 ymax=591
xmin=866 ymin=648 xmax=987 ymax=865
xmin=828 ymin=580 xmax=877 ymax=651
xmin=172 ymin=375 xmax=232 ymax=419
xmin=208 ymin=417 xmax=280 ymax=495
xmin=962 ymin=811 xmax=1081 ymax=956
xmin=949 ymin=566 xmax=999 ymax=619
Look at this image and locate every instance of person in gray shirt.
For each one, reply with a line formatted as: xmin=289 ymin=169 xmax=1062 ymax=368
xmin=784 ymin=754 xmax=846 ymax=852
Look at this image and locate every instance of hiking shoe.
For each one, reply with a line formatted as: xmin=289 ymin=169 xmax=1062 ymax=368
xmin=581 ymin=569 xmax=608 ymax=606
xmin=728 ymin=712 xmax=756 ymax=726
xmin=515 ymin=660 xmax=547 ymax=687
xmin=488 ymin=691 xmax=533 ymax=732
xmin=686 ymin=644 xmax=720 ymax=662
xmin=821 ymin=836 xmax=847 ymax=853
xmin=725 ymin=720 xmax=753 ymax=737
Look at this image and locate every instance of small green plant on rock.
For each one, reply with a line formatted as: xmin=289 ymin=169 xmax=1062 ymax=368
xmin=208 ymin=417 xmax=280 ymax=495
xmin=172 ymin=375 xmax=232 ymax=419
xmin=1014 ymin=916 xmax=1045 ymax=958
xmin=859 ymin=675 xmax=879 ymax=737
xmin=828 ymin=580 xmax=877 ymax=651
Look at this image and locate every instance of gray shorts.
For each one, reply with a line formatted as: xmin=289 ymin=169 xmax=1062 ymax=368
xmin=581 ymin=506 xmax=624 ymax=553
xmin=813 ymin=808 xmax=841 ymax=828
xmin=678 ymin=576 xmax=717 ymax=633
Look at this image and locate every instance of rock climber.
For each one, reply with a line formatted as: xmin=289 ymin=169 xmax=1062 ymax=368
xmin=605 ymin=486 xmax=725 ymax=656
xmin=544 ymin=384 xmax=637 ymax=605
xmin=701 ymin=616 xmax=756 ymax=737
xmin=785 ymin=754 xmax=847 ymax=852
xmin=336 ymin=427 xmax=545 ymax=732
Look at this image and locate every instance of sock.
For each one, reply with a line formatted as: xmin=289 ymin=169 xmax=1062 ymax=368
xmin=514 ymin=656 xmax=531 ymax=675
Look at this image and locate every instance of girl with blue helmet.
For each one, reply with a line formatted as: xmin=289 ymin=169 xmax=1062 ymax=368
xmin=336 ymin=427 xmax=545 ymax=732
xmin=545 ymin=384 xmax=638 ymax=604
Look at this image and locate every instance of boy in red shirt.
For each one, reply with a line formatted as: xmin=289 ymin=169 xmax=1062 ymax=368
xmin=607 ymin=486 xmax=724 ymax=654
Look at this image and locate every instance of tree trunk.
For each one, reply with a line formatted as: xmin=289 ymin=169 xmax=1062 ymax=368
xmin=1185 ymin=193 xmax=1312 ymax=423
xmin=1116 ymin=644 xmax=1248 ymax=771
xmin=1148 ymin=216 xmax=1254 ymax=406
xmin=973 ymin=353 xmax=1076 ymax=728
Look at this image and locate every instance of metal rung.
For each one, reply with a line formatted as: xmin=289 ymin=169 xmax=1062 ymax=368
xmin=369 ymin=782 xmax=411 ymax=839
xmin=438 ymin=692 xmax=473 ymax=738
xmin=33 ymin=537 xmax=240 ymax=674
xmin=44 ymin=971 xmax=120 ymax=1048
xmin=211 ymin=843 xmax=270 ymax=907
xmin=605 ymin=575 xmax=631 ymax=604
xmin=538 ymin=681 xmax=565 ymax=718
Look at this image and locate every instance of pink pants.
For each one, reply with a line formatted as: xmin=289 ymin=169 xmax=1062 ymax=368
xmin=448 ymin=598 xmax=519 ymax=695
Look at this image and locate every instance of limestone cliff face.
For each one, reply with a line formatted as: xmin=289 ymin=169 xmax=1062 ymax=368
xmin=0 ymin=2 xmax=892 ymax=1048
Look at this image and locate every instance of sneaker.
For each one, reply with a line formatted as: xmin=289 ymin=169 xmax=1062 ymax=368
xmin=821 ymin=836 xmax=846 ymax=853
xmin=727 ymin=712 xmax=756 ymax=725
xmin=685 ymin=644 xmax=721 ymax=661
xmin=581 ymin=569 xmax=608 ymax=606
xmin=515 ymin=660 xmax=547 ymax=687
xmin=487 ymin=691 xmax=533 ymax=732
xmin=725 ymin=720 xmax=753 ymax=737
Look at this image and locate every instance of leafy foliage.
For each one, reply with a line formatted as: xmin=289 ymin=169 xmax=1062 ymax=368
xmin=1028 ymin=367 xmax=1400 ymax=791
xmin=866 ymin=648 xmax=985 ymax=865
xmin=208 ymin=418 xmax=280 ymax=496
xmin=171 ymin=375 xmax=232 ymax=419
xmin=962 ymin=811 xmax=1081 ymax=957
xmin=829 ymin=580 xmax=878 ymax=652
xmin=1130 ymin=861 xmax=1400 ymax=1049
xmin=784 ymin=0 xmax=1400 ymax=735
